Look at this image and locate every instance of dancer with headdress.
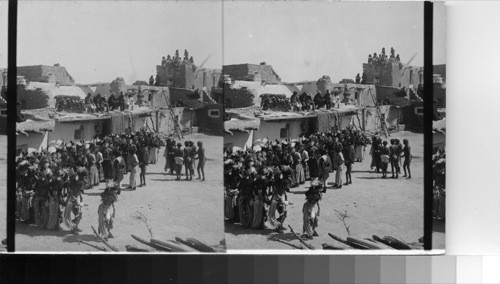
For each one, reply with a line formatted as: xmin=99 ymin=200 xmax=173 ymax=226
xmin=302 ymin=179 xmax=322 ymax=239
xmin=97 ymin=183 xmax=118 ymax=240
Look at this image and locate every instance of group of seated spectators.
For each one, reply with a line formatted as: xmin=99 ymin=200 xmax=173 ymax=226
xmin=290 ymin=89 xmax=353 ymax=111
xmin=81 ymin=91 xmax=137 ymax=113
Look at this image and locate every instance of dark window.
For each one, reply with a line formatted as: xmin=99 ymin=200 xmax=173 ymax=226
xmin=208 ymin=109 xmax=220 ymax=118
xmin=74 ymin=125 xmax=84 ymax=140
xmin=415 ymin=107 xmax=424 ymax=115
xmin=224 ymin=143 xmax=233 ymax=153
xmin=16 ymin=146 xmax=25 ymax=156
xmin=280 ymin=127 xmax=288 ymax=139
xmin=280 ymin=123 xmax=290 ymax=139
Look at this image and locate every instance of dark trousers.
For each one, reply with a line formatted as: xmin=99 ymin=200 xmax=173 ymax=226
xmin=345 ymin=163 xmax=352 ymax=183
xmin=140 ymin=166 xmax=146 ymax=185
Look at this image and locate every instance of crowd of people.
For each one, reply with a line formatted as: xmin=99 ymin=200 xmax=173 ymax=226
xmin=223 ymin=128 xmax=372 ymax=237
xmin=367 ymin=47 xmax=401 ymax=65
xmin=369 ymin=136 xmax=413 ymax=179
xmin=289 ymin=87 xmax=354 ymax=112
xmin=14 ymin=129 xmax=201 ymax=239
xmin=224 ymin=127 xmax=415 ymax=239
xmin=260 ymin=87 xmax=356 ymax=113
xmin=56 ymin=89 xmax=154 ymax=114
xmin=163 ymin=138 xmax=207 ymax=181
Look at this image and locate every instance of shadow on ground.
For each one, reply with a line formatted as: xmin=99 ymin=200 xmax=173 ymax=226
xmin=225 ymin=222 xmax=275 ymax=237
xmin=267 ymin=232 xmax=296 ymax=242
xmin=16 ymin=221 xmax=70 ymax=238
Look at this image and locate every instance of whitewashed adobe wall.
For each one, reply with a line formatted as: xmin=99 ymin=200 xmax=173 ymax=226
xmin=224 ymin=130 xmax=253 ymax=151
xmin=253 ymin=119 xmax=303 ymax=142
xmin=48 ymin=120 xmax=98 ymax=145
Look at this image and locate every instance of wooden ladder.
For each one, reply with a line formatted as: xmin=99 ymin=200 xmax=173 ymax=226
xmin=368 ymin=87 xmax=390 ymax=138
xmin=170 ymin=108 xmax=183 ymax=140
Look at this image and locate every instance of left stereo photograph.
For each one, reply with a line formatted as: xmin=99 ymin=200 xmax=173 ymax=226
xmin=11 ymin=1 xmax=225 ymax=252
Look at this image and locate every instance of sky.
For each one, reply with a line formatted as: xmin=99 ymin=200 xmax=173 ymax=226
xmin=224 ymin=1 xmax=445 ymax=83
xmin=6 ymin=1 xmax=446 ymax=84
xmin=15 ymin=1 xmax=223 ymax=84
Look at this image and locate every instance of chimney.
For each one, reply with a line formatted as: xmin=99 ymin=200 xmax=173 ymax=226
xmin=260 ymin=62 xmax=266 ymax=65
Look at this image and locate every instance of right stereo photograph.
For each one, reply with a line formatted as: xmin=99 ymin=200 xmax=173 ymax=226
xmin=223 ymin=1 xmax=446 ymax=252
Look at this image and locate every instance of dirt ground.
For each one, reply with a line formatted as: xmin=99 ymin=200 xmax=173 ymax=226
xmin=15 ymin=133 xmax=225 ymax=252
xmin=0 ymin=135 xmax=6 ymax=251
xmin=225 ymin=131 xmax=444 ymax=250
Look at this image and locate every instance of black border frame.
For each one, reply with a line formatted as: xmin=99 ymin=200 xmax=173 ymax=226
xmin=6 ymin=0 xmax=17 ymax=252
xmin=2 ymin=0 xmax=435 ymax=268
xmin=423 ymin=1 xmax=433 ymax=250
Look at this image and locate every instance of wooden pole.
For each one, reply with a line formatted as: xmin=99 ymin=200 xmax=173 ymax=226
xmin=91 ymin=226 xmax=119 ymax=252
xmin=328 ymin=233 xmax=369 ymax=250
xmin=131 ymin=234 xmax=172 ymax=252
xmin=79 ymin=240 xmax=108 ymax=252
xmin=156 ymin=110 xmax=159 ymax=134
xmin=272 ymin=237 xmax=303 ymax=250
xmin=362 ymin=108 xmax=366 ymax=132
xmin=288 ymin=225 xmax=314 ymax=249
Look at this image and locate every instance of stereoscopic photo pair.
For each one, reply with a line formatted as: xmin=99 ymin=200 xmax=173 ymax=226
xmin=0 ymin=0 xmax=445 ymax=253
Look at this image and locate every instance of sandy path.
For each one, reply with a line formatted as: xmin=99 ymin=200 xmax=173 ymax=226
xmin=225 ymin=132 xmax=440 ymax=250
xmin=15 ymin=133 xmax=225 ymax=252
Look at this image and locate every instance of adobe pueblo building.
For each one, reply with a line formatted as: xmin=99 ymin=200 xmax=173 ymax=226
xmin=155 ymin=49 xmax=222 ymax=92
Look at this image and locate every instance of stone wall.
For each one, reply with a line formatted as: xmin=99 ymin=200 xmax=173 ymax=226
xmin=400 ymin=66 xmax=423 ymax=88
xmin=17 ymin=85 xmax=52 ymax=110
xmin=363 ymin=61 xmax=402 ymax=87
xmin=195 ymin=104 xmax=223 ymax=135
xmin=316 ymin=76 xmax=334 ymax=94
xmin=193 ymin=68 xmax=222 ymax=91
xmin=110 ymin=77 xmax=127 ymax=95
xmin=363 ymin=61 xmax=423 ymax=89
xmin=157 ymin=62 xmax=222 ymax=91
xmin=223 ymin=86 xmax=255 ymax=108
xmin=223 ymin=64 xmax=281 ymax=84
xmin=17 ymin=65 xmax=75 ymax=85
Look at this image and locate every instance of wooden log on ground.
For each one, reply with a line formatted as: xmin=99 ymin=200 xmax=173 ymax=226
xmin=328 ymin=233 xmax=368 ymax=250
xmin=79 ymin=240 xmax=107 ymax=252
xmin=175 ymin=237 xmax=216 ymax=252
xmin=91 ymin=226 xmax=119 ymax=252
xmin=347 ymin=236 xmax=392 ymax=250
xmin=372 ymin=235 xmax=411 ymax=250
xmin=383 ymin=236 xmax=412 ymax=250
xmin=288 ymin=225 xmax=314 ymax=249
xmin=185 ymin=238 xmax=218 ymax=253
xmin=131 ymin=234 xmax=172 ymax=252
xmin=125 ymin=244 xmax=154 ymax=253
xmin=272 ymin=237 xmax=303 ymax=250
xmin=365 ymin=238 xmax=397 ymax=250
xmin=322 ymin=243 xmax=345 ymax=250
xmin=150 ymin=238 xmax=198 ymax=252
